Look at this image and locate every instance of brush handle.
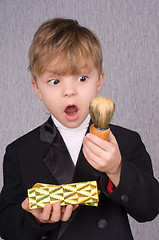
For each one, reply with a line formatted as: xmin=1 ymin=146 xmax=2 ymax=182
xmin=90 ymin=124 xmax=110 ymax=141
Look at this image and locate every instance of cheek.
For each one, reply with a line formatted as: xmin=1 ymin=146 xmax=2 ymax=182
xmin=87 ymin=85 xmax=99 ymax=99
xmin=80 ymin=89 xmax=97 ymax=112
xmin=41 ymin=88 xmax=55 ymax=100
xmin=43 ymin=92 xmax=62 ymax=111
xmin=82 ymin=82 xmax=98 ymax=95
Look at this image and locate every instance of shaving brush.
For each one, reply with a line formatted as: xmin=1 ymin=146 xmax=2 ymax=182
xmin=89 ymin=96 xmax=115 ymax=140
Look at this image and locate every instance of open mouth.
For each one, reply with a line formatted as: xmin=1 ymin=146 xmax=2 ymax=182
xmin=65 ymin=105 xmax=78 ymax=115
xmin=64 ymin=105 xmax=79 ymax=121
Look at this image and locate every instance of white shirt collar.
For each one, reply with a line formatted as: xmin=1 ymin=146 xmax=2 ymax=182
xmin=51 ymin=114 xmax=90 ymax=132
xmin=51 ymin=114 xmax=90 ymax=165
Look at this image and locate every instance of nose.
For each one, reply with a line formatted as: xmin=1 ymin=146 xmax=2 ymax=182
xmin=63 ymin=81 xmax=77 ymax=97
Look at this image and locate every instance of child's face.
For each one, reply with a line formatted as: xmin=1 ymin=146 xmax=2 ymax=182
xmin=32 ymin=66 xmax=104 ymax=128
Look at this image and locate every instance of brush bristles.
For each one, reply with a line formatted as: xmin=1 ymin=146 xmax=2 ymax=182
xmin=89 ymin=97 xmax=115 ymax=129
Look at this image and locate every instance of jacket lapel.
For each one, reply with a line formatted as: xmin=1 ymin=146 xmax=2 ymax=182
xmin=40 ymin=117 xmax=75 ymax=184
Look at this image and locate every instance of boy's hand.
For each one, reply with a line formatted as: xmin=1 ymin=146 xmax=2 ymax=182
xmin=22 ymin=198 xmax=78 ymax=224
xmin=83 ymin=131 xmax=121 ymax=187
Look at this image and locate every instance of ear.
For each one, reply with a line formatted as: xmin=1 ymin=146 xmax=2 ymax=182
xmin=97 ymin=70 xmax=104 ymax=93
xmin=31 ymin=80 xmax=43 ymax=100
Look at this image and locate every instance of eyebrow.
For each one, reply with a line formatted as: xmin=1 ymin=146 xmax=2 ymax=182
xmin=45 ymin=70 xmax=60 ymax=77
xmin=44 ymin=62 xmax=91 ymax=77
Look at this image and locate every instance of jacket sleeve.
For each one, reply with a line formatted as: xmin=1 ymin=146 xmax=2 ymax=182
xmin=0 ymin=144 xmax=59 ymax=240
xmin=100 ymin=130 xmax=159 ymax=222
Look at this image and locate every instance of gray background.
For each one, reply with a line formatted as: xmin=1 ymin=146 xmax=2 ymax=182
xmin=0 ymin=0 xmax=159 ymax=239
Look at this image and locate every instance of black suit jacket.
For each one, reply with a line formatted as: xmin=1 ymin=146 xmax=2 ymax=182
xmin=0 ymin=117 xmax=159 ymax=240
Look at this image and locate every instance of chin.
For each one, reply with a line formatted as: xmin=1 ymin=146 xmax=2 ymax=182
xmin=66 ymin=121 xmax=81 ymax=128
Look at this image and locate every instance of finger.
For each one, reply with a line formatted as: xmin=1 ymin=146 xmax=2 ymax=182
xmin=85 ymin=133 xmax=102 ymax=146
xmin=83 ymin=138 xmax=102 ymax=158
xmin=85 ymin=133 xmax=110 ymax=151
xmin=83 ymin=142 xmax=96 ymax=161
xmin=61 ymin=205 xmax=73 ymax=222
xmin=83 ymin=147 xmax=89 ymax=163
xmin=83 ymin=136 xmax=107 ymax=163
xmin=83 ymin=146 xmax=101 ymax=171
xmin=73 ymin=204 xmax=79 ymax=211
xmin=41 ymin=203 xmax=53 ymax=221
xmin=50 ymin=202 xmax=61 ymax=222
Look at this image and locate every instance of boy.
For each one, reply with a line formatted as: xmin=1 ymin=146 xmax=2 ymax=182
xmin=0 ymin=18 xmax=159 ymax=240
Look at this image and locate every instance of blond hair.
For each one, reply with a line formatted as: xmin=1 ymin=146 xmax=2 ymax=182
xmin=28 ymin=18 xmax=103 ymax=79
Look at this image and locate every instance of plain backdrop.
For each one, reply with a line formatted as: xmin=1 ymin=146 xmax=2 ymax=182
xmin=0 ymin=0 xmax=159 ymax=239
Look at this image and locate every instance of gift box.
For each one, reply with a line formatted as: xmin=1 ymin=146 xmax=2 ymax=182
xmin=28 ymin=181 xmax=99 ymax=209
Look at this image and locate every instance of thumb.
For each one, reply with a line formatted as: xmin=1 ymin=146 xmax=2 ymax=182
xmin=21 ymin=198 xmax=30 ymax=211
xmin=108 ymin=131 xmax=117 ymax=144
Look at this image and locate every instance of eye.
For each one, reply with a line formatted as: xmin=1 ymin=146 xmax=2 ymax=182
xmin=77 ymin=75 xmax=88 ymax=82
xmin=48 ymin=79 xmax=60 ymax=85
